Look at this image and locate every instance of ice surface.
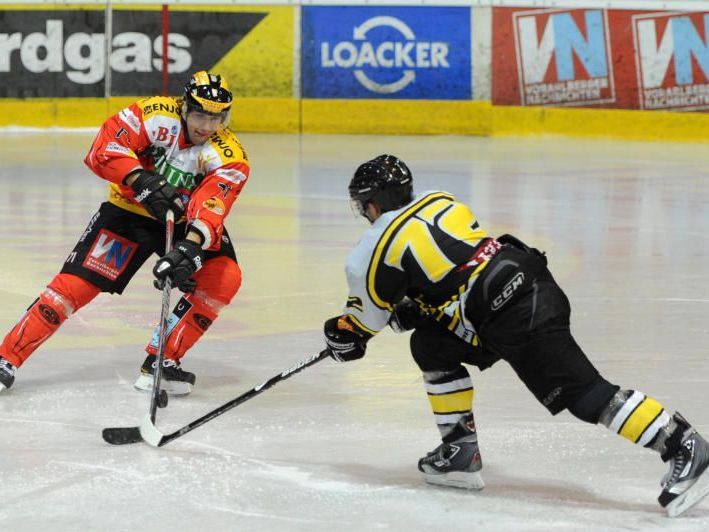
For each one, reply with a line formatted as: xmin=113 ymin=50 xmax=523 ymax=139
xmin=0 ymin=132 xmax=708 ymax=530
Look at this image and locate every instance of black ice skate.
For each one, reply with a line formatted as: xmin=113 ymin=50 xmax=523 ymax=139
xmin=418 ymin=413 xmax=484 ymax=490
xmin=659 ymin=413 xmax=709 ymax=517
xmin=0 ymin=356 xmax=16 ymax=392
xmin=134 ymin=354 xmax=196 ymax=396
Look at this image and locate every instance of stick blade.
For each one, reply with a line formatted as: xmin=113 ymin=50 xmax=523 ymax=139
xmin=139 ymin=415 xmax=166 ymax=447
xmin=102 ymin=426 xmax=143 ymax=445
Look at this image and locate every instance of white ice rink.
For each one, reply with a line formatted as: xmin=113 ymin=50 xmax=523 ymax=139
xmin=1 ymin=131 xmax=708 ymax=531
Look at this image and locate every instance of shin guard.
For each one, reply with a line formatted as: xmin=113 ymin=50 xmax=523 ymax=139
xmin=0 ymin=274 xmax=99 ymax=367
xmin=145 ymin=257 xmax=240 ymax=361
xmin=146 ymin=293 xmax=219 ymax=362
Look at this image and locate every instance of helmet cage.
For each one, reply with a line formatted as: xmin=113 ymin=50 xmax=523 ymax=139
xmin=182 ymin=99 xmax=232 ymax=128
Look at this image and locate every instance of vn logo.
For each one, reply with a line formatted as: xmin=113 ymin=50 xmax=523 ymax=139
xmin=633 ymin=12 xmax=709 ymax=110
xmin=320 ymin=16 xmax=449 ymax=94
xmin=82 ymin=229 xmax=138 ymax=281
xmin=513 ymin=9 xmax=615 ymax=106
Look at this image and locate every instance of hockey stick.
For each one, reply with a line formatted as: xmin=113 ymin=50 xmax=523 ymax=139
xmin=102 ymin=349 xmax=329 ymax=446
xmin=149 ymin=209 xmax=174 ymax=420
xmin=99 ymin=211 xmax=174 ymax=446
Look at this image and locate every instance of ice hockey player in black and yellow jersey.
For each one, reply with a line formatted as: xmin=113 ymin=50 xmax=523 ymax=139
xmin=322 ymin=154 xmax=709 ymax=517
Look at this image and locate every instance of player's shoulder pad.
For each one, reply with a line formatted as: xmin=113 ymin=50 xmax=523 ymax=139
xmin=419 ymin=190 xmax=456 ymax=202
xmin=137 ymin=96 xmax=181 ymax=120
xmin=208 ymin=128 xmax=249 ymax=164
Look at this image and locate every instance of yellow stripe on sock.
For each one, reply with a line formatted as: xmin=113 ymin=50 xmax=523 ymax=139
xmin=619 ymin=397 xmax=664 ymax=443
xmin=428 ymin=389 xmax=474 ymax=414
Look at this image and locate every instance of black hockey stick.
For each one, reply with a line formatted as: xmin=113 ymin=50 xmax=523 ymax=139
xmin=99 ymin=212 xmax=175 ymax=446
xmin=149 ymin=209 xmax=174 ymax=420
xmin=102 ymin=349 xmax=329 ymax=446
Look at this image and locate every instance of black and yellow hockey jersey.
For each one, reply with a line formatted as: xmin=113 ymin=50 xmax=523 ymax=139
xmin=342 ymin=191 xmax=501 ymax=343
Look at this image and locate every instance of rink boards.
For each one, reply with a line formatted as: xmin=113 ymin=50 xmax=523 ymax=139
xmin=2 ymin=1 xmax=709 ymax=140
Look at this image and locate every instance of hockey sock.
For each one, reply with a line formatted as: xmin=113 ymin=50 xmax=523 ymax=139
xmin=422 ymin=366 xmax=474 ymax=437
xmin=145 ymin=256 xmax=241 ymax=362
xmin=0 ymin=273 xmax=99 ymax=367
xmin=599 ymin=389 xmax=675 ymax=453
xmin=145 ymin=292 xmax=220 ymax=362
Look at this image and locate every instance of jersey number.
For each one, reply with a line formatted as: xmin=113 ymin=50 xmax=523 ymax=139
xmin=384 ymin=200 xmax=486 ymax=283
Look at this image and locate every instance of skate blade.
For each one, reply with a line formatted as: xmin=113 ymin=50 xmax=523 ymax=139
xmin=422 ymin=470 xmax=485 ymax=490
xmin=667 ymin=466 xmax=709 ymax=517
xmin=134 ymin=374 xmax=192 ymax=396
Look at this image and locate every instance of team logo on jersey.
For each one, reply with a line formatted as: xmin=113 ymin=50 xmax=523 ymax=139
xmin=202 ymin=197 xmax=226 ymax=215
xmin=163 ymin=164 xmax=201 ymax=191
xmin=217 ymin=182 xmax=233 ymax=198
xmin=82 ymin=229 xmax=138 ymax=281
xmin=105 ymin=142 xmax=135 ymax=157
xmin=491 ymin=272 xmax=525 ymax=311
xmin=143 ymin=102 xmax=180 ymax=117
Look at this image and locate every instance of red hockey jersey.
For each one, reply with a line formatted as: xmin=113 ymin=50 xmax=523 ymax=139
xmin=85 ymin=95 xmax=249 ymax=251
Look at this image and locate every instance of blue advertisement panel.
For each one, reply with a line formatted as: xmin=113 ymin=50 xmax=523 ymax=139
xmin=302 ymin=6 xmax=471 ymax=99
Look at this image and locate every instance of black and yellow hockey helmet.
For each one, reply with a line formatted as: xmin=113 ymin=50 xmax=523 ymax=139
xmin=349 ymin=154 xmax=413 ymax=216
xmin=183 ymin=71 xmax=233 ymax=119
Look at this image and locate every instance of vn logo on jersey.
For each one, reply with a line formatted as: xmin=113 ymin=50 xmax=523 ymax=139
xmin=513 ymin=9 xmax=615 ymax=106
xmin=633 ymin=12 xmax=709 ymax=111
xmin=83 ymin=230 xmax=138 ymax=281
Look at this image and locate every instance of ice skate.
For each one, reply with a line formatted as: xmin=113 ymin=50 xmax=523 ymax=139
xmin=659 ymin=413 xmax=709 ymax=517
xmin=134 ymin=354 xmax=195 ymax=396
xmin=0 ymin=356 xmax=16 ymax=392
xmin=418 ymin=414 xmax=484 ymax=490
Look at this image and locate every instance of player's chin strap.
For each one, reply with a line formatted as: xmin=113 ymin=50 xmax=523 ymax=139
xmin=102 ymin=349 xmax=330 ymax=447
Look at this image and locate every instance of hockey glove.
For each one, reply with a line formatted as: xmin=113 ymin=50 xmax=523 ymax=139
xmin=389 ymin=298 xmax=425 ymax=333
xmin=130 ymin=170 xmax=185 ymax=222
xmin=153 ymin=239 xmax=204 ymax=292
xmin=324 ymin=316 xmax=367 ymax=362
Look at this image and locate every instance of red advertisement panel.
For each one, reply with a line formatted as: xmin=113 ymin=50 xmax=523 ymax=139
xmin=493 ymin=8 xmax=617 ymax=107
xmin=631 ymin=11 xmax=709 ymax=111
xmin=493 ymin=7 xmax=709 ymax=111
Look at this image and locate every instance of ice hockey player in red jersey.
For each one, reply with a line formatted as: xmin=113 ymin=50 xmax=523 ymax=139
xmin=323 ymin=154 xmax=709 ymax=517
xmin=0 ymin=71 xmax=249 ymax=396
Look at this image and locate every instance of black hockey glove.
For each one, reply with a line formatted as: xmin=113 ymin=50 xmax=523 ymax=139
xmin=388 ymin=298 xmax=425 ymax=333
xmin=130 ymin=170 xmax=185 ymax=222
xmin=153 ymin=239 xmax=204 ymax=292
xmin=324 ymin=316 xmax=367 ymax=362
